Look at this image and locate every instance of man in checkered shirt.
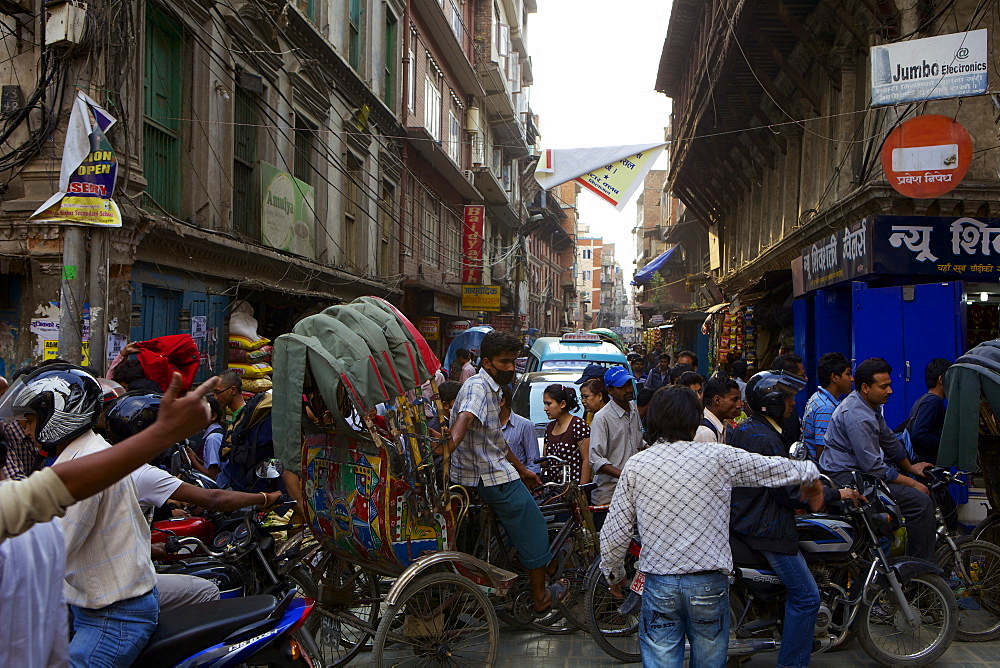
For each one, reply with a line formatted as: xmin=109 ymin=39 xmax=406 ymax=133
xmin=600 ymin=385 xmax=823 ymax=667
xmin=448 ymin=332 xmax=564 ymax=616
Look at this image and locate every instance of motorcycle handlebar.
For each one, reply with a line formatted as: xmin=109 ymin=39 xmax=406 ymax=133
xmin=175 ymin=536 xmax=226 ymax=559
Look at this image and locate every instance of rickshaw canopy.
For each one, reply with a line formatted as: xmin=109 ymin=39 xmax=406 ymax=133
xmin=939 ymin=339 xmax=1000 ymax=470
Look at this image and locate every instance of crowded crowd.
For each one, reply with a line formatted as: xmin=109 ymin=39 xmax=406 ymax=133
xmin=0 ymin=326 xmax=959 ymax=667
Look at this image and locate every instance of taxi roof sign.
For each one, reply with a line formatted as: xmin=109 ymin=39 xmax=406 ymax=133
xmin=561 ymin=330 xmax=602 ymax=342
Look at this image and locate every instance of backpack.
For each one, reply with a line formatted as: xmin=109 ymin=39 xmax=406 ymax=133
xmin=701 ymin=416 xmax=732 ymax=444
xmin=221 ymin=392 xmax=276 ymax=493
xmin=193 ymin=422 xmax=224 ymax=462
xmin=893 ymin=393 xmax=932 ymax=462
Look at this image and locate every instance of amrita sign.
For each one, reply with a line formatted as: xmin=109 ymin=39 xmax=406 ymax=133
xmin=261 ymin=162 xmax=316 ymax=259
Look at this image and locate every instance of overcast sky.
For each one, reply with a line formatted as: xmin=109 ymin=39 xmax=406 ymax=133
xmin=529 ymin=0 xmax=674 ymax=277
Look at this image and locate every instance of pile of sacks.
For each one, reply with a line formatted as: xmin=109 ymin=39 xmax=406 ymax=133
xmin=227 ymin=302 xmax=273 ymax=394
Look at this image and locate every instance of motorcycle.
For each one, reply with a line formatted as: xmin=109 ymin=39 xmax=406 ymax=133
xmin=729 ymin=471 xmax=958 ymax=666
xmin=586 ymin=470 xmax=959 ymax=666
xmin=133 ymin=587 xmax=316 ymax=667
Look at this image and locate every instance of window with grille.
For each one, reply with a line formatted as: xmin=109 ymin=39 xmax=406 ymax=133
xmin=143 ymin=6 xmax=183 ymax=215
xmin=449 ymin=0 xmax=462 ymax=40
xmin=349 ymin=0 xmax=362 ymax=71
xmin=403 ymin=179 xmax=415 ymax=256
xmin=344 ymin=152 xmax=365 ymax=267
xmin=447 ymin=213 xmax=460 ymax=273
xmin=447 ymin=106 xmax=461 ymax=164
xmin=424 ymin=72 xmax=441 ymax=140
xmin=384 ymin=14 xmax=397 ymax=109
xmin=407 ymin=46 xmax=416 ymax=111
xmin=233 ymin=85 xmax=260 ymax=239
xmin=294 ymin=114 xmax=316 ymax=186
xmin=583 ymin=270 xmax=591 ymax=281
xmin=423 ymin=195 xmax=441 ymax=265
xmin=378 ymin=180 xmax=396 ymax=275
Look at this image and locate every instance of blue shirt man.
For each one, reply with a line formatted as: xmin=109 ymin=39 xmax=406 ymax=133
xmin=801 ymin=352 xmax=854 ymax=460
xmin=499 ymin=387 xmax=541 ymax=474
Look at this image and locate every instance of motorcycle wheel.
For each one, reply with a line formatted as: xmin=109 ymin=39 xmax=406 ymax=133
xmin=372 ymin=572 xmax=498 ymax=666
xmin=855 ymin=572 xmax=957 ymax=666
xmin=582 ymin=556 xmax=641 ymax=663
xmin=932 ymin=536 xmax=1000 ymax=642
xmin=289 ymin=553 xmax=379 ymax=666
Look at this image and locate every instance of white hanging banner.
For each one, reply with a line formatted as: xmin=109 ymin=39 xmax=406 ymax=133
xmin=534 ymin=142 xmax=667 ymax=211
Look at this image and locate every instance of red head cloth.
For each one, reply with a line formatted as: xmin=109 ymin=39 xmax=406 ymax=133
xmin=135 ymin=334 xmax=201 ymax=392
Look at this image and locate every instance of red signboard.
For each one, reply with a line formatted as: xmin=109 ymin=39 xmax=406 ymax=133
xmin=881 ymin=114 xmax=972 ymax=199
xmin=461 ymin=205 xmax=485 ymax=283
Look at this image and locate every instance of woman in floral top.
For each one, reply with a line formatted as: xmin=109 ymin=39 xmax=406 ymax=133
xmin=542 ymin=384 xmax=591 ymax=484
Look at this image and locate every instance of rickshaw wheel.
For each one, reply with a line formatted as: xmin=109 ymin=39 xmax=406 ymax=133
xmin=290 ymin=553 xmax=379 ymax=666
xmin=373 ymin=572 xmax=499 ymax=666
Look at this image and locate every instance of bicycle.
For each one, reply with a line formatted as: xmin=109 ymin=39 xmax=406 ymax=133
xmin=926 ymin=467 xmax=1000 ymax=641
xmin=461 ymin=454 xmax=599 ymax=634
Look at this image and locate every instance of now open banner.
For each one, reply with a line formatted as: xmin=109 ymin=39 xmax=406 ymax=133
xmin=31 ymin=91 xmax=122 ymax=227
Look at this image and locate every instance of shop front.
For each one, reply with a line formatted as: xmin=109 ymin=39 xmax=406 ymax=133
xmin=792 ymin=215 xmax=999 ymax=427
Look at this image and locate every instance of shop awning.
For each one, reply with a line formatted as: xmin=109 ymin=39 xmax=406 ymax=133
xmin=704 ymin=302 xmax=731 ymax=314
xmin=632 ymin=245 xmax=680 ymax=285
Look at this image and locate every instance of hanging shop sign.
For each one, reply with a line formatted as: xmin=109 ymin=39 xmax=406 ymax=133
xmin=31 ymin=91 xmax=122 ymax=227
xmin=534 ymin=143 xmax=668 ymax=211
xmin=880 ymin=115 xmax=972 ymax=199
xmin=460 ymin=284 xmax=501 ymax=312
xmin=417 ymin=317 xmax=440 ymax=340
xmin=461 ymin=205 xmax=485 ymax=284
xmin=444 ymin=320 xmax=471 ymax=338
xmin=800 ymin=220 xmax=873 ymax=292
xmin=870 ymin=29 xmax=988 ymax=106
xmin=260 ymin=162 xmax=316 ymax=259
xmin=873 ymin=216 xmax=1000 ymax=279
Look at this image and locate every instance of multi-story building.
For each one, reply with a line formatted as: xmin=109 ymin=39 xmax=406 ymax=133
xmin=598 ymin=243 xmax=625 ymax=329
xmin=526 ymin=186 xmax=575 ymax=337
xmin=656 ymin=0 xmax=1000 ymax=423
xmin=0 ymin=0 xmax=542 ymax=370
xmin=401 ymin=0 xmax=539 ymax=354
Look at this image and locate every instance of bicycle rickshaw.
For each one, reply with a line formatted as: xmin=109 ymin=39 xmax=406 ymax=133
xmin=271 ymin=297 xmax=597 ymax=665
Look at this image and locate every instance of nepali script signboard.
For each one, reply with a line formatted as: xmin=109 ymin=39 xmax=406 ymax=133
xmin=800 ymin=221 xmax=872 ymax=292
xmin=870 ymin=30 xmax=988 ymax=106
xmin=460 ymin=285 xmax=501 ymax=312
xmin=871 ymin=216 xmax=1000 ymax=279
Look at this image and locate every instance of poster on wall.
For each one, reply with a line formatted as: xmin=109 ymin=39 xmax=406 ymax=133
xmin=261 ymin=162 xmax=316 ymax=259
xmin=30 ymin=91 xmax=122 ymax=227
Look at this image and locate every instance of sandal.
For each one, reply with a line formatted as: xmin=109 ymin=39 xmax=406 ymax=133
xmin=532 ymin=579 xmax=570 ymax=618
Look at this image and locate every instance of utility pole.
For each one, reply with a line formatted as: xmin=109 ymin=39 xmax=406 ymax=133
xmin=88 ymin=227 xmax=107 ymax=372
xmin=58 ymin=225 xmax=88 ymax=364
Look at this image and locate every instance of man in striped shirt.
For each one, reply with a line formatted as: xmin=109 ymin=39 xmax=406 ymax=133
xmin=801 ymin=352 xmax=853 ymax=460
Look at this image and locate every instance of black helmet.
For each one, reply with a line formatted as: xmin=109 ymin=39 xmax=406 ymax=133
xmin=0 ymin=363 xmax=102 ymax=454
xmin=745 ymin=370 xmax=806 ymax=419
xmin=103 ymin=391 xmax=162 ymax=444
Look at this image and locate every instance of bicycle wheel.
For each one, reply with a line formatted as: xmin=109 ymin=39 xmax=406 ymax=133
xmin=372 ymin=572 xmax=498 ymax=666
xmin=583 ymin=554 xmax=641 ymax=663
xmin=972 ymin=513 xmax=1000 ymax=546
xmin=933 ymin=536 xmax=1000 ymax=641
xmin=289 ymin=553 xmax=380 ymax=666
xmin=854 ymin=573 xmax=957 ymax=665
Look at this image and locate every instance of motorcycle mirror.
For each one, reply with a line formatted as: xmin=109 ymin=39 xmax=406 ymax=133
xmin=255 ymin=458 xmax=284 ymax=479
xmin=788 ymin=441 xmax=809 ymax=461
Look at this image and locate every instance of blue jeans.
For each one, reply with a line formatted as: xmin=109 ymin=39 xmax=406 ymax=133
xmin=760 ymin=550 xmax=819 ymax=668
xmin=640 ymin=571 xmax=729 ymax=668
xmin=69 ymin=587 xmax=159 ymax=668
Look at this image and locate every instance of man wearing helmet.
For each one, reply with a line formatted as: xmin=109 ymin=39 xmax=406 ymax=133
xmin=12 ymin=364 xmax=163 ymax=666
xmin=730 ymin=371 xmax=864 ymax=668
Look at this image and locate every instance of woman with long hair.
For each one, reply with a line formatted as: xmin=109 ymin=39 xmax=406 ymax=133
xmin=580 ymin=378 xmax=609 ymax=425
xmin=541 ymin=384 xmax=591 ymax=485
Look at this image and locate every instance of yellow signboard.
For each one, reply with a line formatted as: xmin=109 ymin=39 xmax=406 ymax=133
xmin=43 ymin=340 xmax=89 ymax=365
xmin=417 ymin=317 xmax=440 ymax=340
xmin=461 ymin=284 xmax=501 ymax=312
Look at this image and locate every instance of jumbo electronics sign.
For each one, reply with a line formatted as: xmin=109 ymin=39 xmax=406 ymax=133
xmin=871 ymin=30 xmax=987 ymax=106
